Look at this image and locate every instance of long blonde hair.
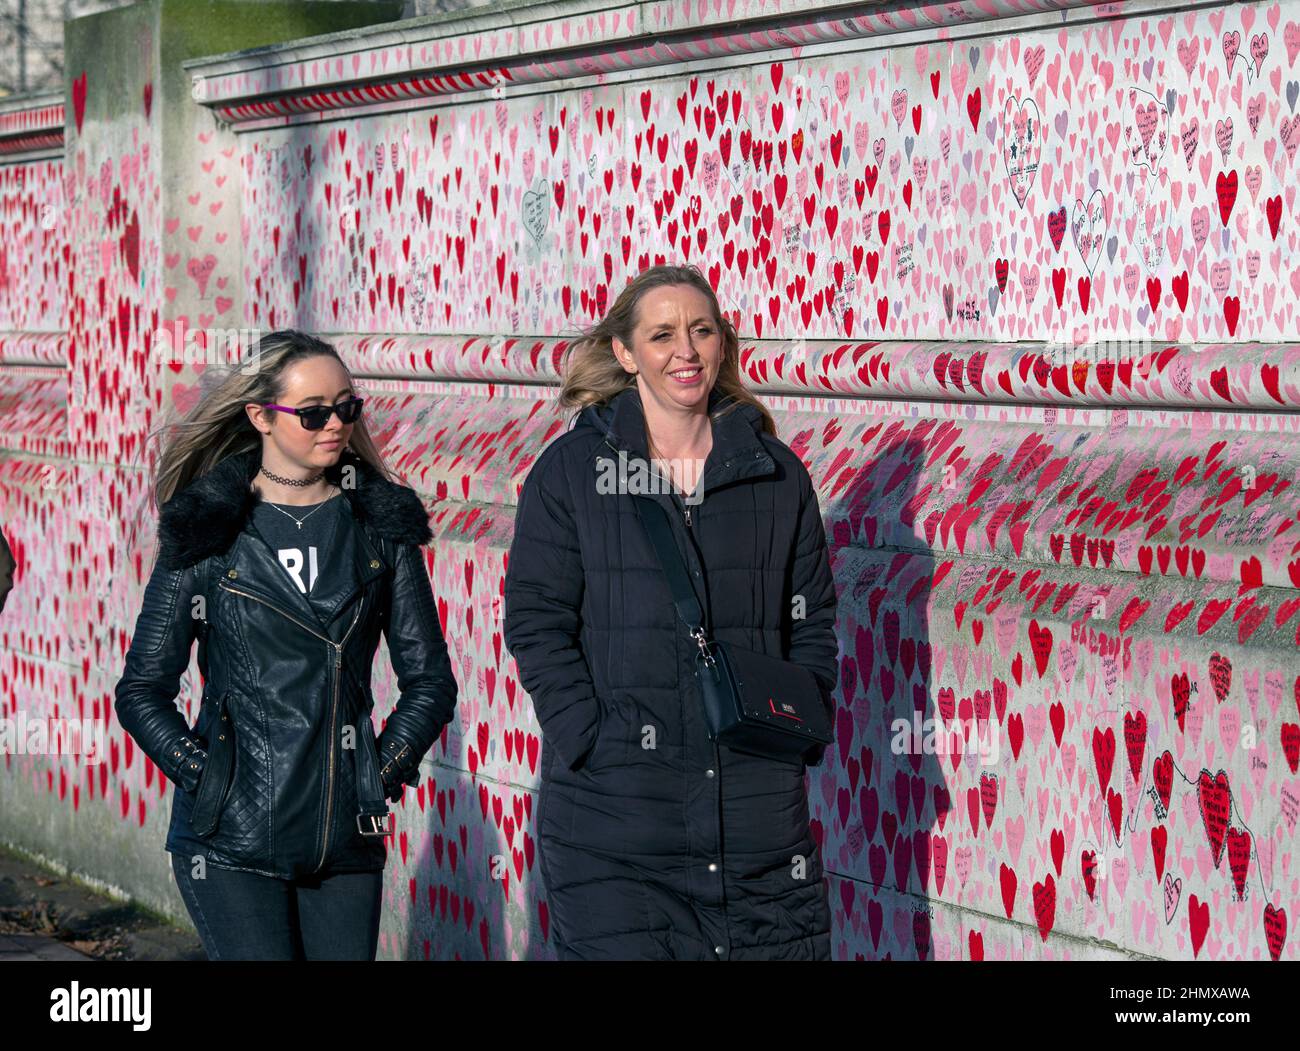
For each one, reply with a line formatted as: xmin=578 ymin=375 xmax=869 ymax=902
xmin=150 ymin=329 xmax=393 ymax=509
xmin=559 ymin=264 xmax=776 ymax=435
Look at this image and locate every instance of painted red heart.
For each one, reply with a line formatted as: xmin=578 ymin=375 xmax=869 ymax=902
xmin=1215 ymin=169 xmax=1238 ymax=225
xmin=1197 ymin=769 xmax=1231 ymax=868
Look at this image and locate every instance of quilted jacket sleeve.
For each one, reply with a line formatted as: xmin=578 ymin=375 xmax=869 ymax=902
xmin=502 ymin=446 xmax=600 ymax=771
xmin=375 ymin=541 xmax=459 ymax=799
xmin=114 ymin=558 xmax=209 ymax=792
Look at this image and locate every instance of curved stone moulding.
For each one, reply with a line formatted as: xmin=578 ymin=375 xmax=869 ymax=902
xmin=328 ymin=335 xmax=1300 ymax=411
xmin=0 ymin=132 xmax=65 ymax=157
xmin=0 ymin=97 xmax=64 ymax=136
xmin=0 ymin=94 xmax=64 ymax=154
xmin=0 ymin=332 xmax=69 ymax=369
xmin=0 ymin=374 xmax=70 ymax=459
xmin=0 ymin=335 xmax=69 ymax=459
xmin=185 ymin=0 xmax=1105 ymax=126
xmin=339 ymin=375 xmax=1300 ymax=596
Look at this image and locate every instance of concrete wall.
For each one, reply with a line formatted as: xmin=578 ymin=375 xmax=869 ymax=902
xmin=2 ymin=0 xmax=1298 ymax=960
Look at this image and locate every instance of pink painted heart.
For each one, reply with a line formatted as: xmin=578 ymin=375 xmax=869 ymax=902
xmin=1223 ymin=29 xmax=1241 ymax=69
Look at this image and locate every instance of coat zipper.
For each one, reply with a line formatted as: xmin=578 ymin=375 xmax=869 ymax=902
xmin=218 ymin=582 xmax=363 ymax=872
xmin=677 ymin=494 xmax=709 ymax=636
xmin=603 ymin=434 xmax=697 ymax=524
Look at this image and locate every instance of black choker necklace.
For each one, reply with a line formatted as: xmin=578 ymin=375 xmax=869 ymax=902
xmin=259 ymin=464 xmax=325 ymax=488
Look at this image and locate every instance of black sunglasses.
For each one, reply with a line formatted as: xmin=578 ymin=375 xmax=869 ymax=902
xmin=262 ymin=396 xmax=365 ymax=431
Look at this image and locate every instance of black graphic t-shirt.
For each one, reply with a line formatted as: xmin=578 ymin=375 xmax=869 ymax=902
xmin=250 ymin=493 xmax=343 ymax=615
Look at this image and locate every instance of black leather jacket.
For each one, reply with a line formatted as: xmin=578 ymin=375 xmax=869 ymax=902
xmin=115 ymin=449 xmax=458 ymax=879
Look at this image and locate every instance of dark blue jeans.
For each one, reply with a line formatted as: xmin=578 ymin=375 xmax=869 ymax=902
xmin=171 ymin=853 xmax=383 ymax=960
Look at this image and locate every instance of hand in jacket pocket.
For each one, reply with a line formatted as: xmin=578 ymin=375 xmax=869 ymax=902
xmin=575 ymin=699 xmax=623 ymax=775
xmin=376 ymin=730 xmax=418 ymax=800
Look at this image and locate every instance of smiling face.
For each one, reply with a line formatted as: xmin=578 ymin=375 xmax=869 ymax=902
xmin=611 ymin=284 xmax=724 ymax=416
xmin=246 ymin=354 xmax=356 ymax=473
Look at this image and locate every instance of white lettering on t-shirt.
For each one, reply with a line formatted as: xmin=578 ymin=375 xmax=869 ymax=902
xmin=278 ymin=547 xmax=319 ymax=593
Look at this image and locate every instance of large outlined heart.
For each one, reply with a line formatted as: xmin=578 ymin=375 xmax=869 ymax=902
xmin=1071 ymin=189 xmax=1108 ymax=276
xmin=1123 ymin=87 xmax=1169 ymax=174
xmin=521 ymin=177 xmax=550 ymax=244
xmin=1002 ymin=94 xmax=1041 ymax=209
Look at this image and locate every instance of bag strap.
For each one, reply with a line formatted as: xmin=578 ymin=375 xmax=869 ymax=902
xmin=631 ymin=495 xmax=710 ymax=641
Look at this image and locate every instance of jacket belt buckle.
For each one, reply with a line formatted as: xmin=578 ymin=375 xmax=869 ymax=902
xmin=356 ymin=812 xmax=393 ymax=837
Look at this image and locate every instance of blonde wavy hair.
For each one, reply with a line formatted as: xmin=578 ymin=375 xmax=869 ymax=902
xmin=150 ymin=329 xmax=393 ymax=510
xmin=558 ymin=264 xmax=776 ymax=436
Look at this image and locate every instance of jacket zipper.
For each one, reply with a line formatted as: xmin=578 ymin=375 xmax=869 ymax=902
xmin=318 ymin=600 xmax=363 ymax=870
xmin=218 ymin=582 xmax=363 ymax=872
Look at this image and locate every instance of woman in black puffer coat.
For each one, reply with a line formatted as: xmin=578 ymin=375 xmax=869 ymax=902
xmin=504 ymin=264 xmax=839 ymax=960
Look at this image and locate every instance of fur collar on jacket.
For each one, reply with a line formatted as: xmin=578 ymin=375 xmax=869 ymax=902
xmin=156 ymin=448 xmax=431 ymax=569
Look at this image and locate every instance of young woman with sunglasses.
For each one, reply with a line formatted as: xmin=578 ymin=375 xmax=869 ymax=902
xmin=115 ymin=329 xmax=458 ymax=960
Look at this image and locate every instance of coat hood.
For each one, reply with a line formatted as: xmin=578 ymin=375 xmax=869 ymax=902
xmin=156 ymin=447 xmax=431 ymax=569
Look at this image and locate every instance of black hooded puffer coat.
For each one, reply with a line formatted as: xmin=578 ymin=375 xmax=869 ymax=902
xmin=504 ymin=385 xmax=839 ymax=960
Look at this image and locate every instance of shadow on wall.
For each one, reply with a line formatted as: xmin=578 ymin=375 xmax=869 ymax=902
xmin=821 ymin=430 xmax=949 ymax=960
xmin=400 ymin=770 xmax=510 ymax=959
xmin=399 ymin=765 xmax=555 ymax=959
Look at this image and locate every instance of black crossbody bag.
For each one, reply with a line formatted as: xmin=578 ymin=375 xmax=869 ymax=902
xmin=633 ymin=495 xmax=834 ymax=762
